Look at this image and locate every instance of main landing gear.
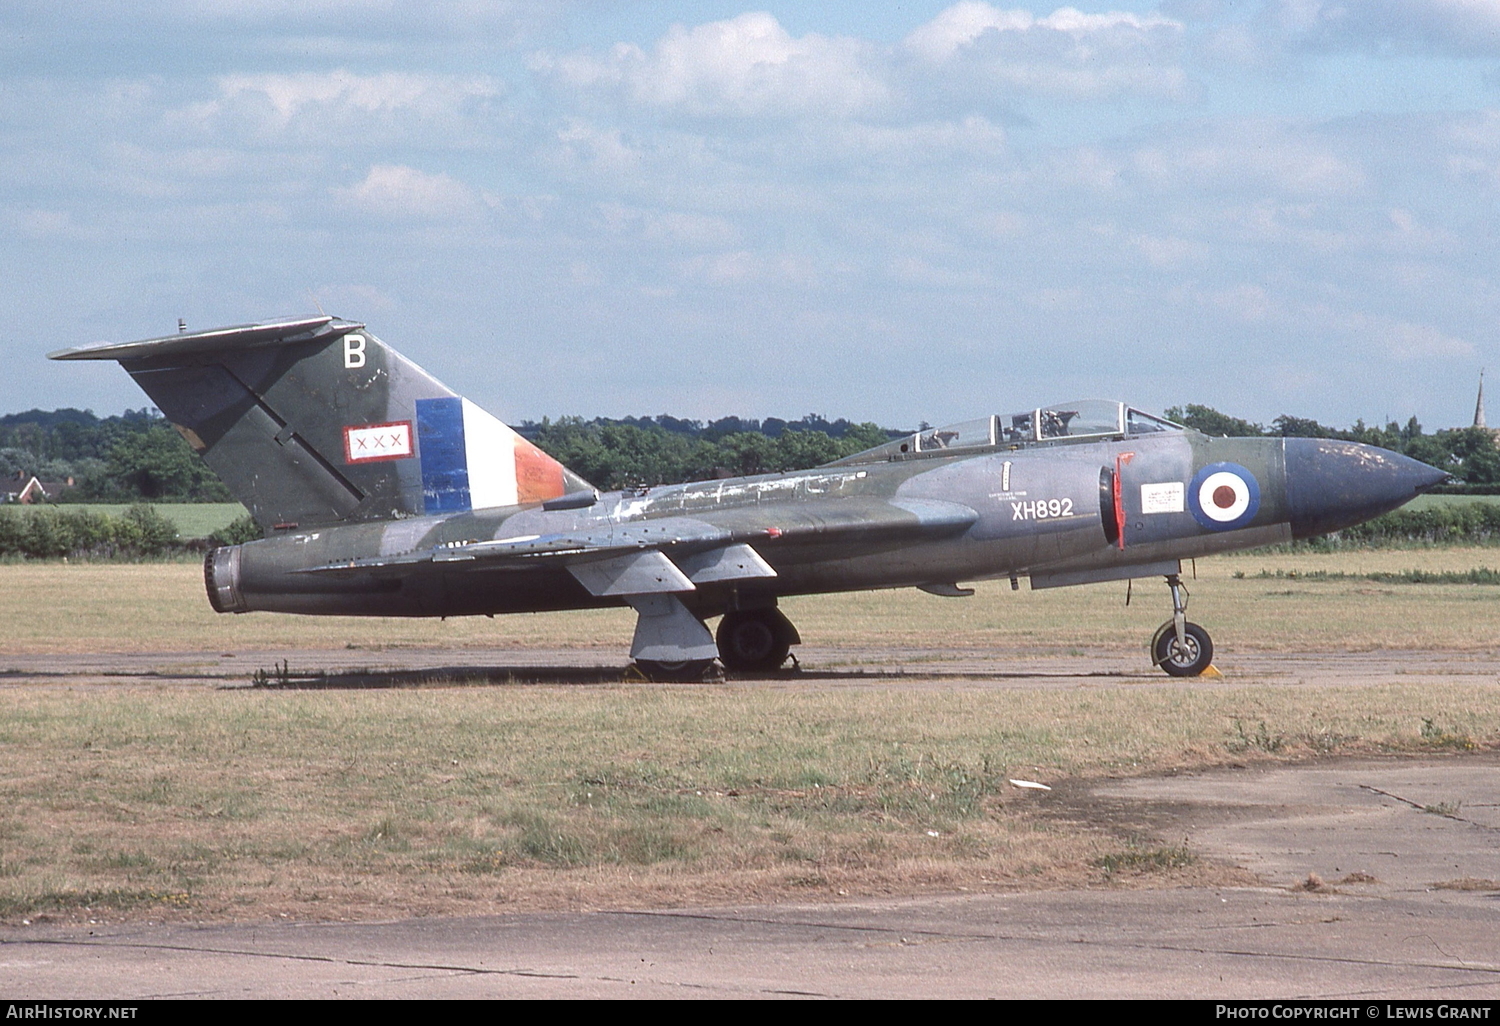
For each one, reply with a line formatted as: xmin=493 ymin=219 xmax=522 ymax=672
xmin=1150 ymin=572 xmax=1214 ymax=677
xmin=716 ymin=607 xmax=799 ymax=674
xmin=628 ymin=596 xmax=801 ymax=681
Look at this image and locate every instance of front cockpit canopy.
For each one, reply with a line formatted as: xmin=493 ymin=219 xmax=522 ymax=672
xmin=834 ymin=401 xmax=1181 ymax=464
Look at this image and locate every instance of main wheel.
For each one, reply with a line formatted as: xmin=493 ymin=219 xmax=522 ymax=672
xmin=635 ymin=659 xmax=716 ymax=683
xmin=1152 ymin=621 xmax=1213 ymax=677
xmin=716 ymin=609 xmax=794 ymax=674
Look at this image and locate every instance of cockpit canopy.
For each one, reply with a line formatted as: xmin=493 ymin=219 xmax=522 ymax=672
xmin=834 ymin=401 xmax=1181 ymax=464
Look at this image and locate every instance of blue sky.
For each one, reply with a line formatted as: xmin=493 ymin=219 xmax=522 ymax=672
xmin=6 ymin=1 xmax=1500 ymax=431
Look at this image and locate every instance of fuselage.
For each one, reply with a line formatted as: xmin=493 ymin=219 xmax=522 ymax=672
xmin=206 ymin=427 xmax=1444 ymax=620
xmin=53 ymin=317 xmax=1448 ymax=677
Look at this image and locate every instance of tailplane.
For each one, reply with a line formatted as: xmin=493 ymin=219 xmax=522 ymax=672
xmin=49 ymin=316 xmax=590 ymax=531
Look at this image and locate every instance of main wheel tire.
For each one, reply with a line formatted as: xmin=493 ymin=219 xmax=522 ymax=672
xmin=635 ymin=659 xmax=716 ymax=683
xmin=716 ymin=609 xmax=793 ymax=674
xmin=1152 ymin=621 xmax=1213 ymax=677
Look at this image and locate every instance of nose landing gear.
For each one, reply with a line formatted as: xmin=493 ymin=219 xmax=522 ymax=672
xmin=1150 ymin=573 xmax=1214 ymax=677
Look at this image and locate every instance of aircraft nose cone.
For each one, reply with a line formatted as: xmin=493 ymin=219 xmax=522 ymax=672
xmin=1285 ymin=438 xmax=1448 ymax=539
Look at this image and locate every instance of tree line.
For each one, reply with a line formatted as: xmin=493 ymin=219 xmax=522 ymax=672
xmin=518 ymin=415 xmax=893 ymax=490
xmin=1 ymin=408 xmax=898 ymax=500
xmin=5 ymin=403 xmax=1500 ymax=556
xmin=5 ymin=402 xmax=1500 ymax=505
xmin=0 ymin=503 xmax=190 ymax=558
xmin=1162 ymin=405 xmax=1500 ymax=490
xmin=1 ymin=408 xmax=231 ymax=502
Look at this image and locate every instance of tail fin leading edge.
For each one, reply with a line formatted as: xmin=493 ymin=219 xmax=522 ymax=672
xmin=49 ymin=316 xmax=590 ymax=530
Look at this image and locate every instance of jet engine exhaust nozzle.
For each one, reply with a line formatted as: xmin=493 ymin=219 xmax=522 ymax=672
xmin=205 ymin=545 xmax=248 ymax=614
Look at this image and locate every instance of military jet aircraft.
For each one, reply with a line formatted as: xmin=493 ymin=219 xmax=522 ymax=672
xmin=50 ymin=315 xmax=1447 ymax=680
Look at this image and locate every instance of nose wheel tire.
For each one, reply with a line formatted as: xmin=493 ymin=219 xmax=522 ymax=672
xmin=1151 ymin=621 xmax=1213 ymax=677
xmin=716 ymin=608 xmax=795 ymax=674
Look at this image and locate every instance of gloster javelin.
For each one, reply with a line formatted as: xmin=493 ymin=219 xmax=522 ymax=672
xmin=50 ymin=316 xmax=1447 ymax=679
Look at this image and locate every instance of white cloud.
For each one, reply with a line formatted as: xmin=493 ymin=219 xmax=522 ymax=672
xmin=6 ymin=5 xmax=1499 ymax=431
xmin=598 ymin=203 xmax=740 ymax=248
xmin=1130 ymin=121 xmax=1366 ymax=197
xmin=907 ymin=3 xmax=1179 ymax=60
xmin=551 ymin=121 xmax=644 ymax=178
xmin=533 ymin=12 xmax=889 ymax=118
xmin=218 ymin=70 xmax=489 ymax=120
xmin=1127 ymin=231 xmax=1209 ymax=267
xmin=904 ymin=3 xmax=1187 ymax=99
xmin=170 ymin=71 xmax=505 ymax=144
xmin=1209 ymin=283 xmax=1274 ymax=323
xmin=314 ymin=281 xmax=398 ymax=312
xmin=0 ymin=206 xmax=92 ymax=242
xmin=816 ymin=115 xmax=1008 ymax=164
xmin=333 ymin=164 xmax=480 ymax=219
xmin=7 ymin=1 xmax=560 ymax=35
xmin=1272 ymin=0 xmax=1500 ymax=56
xmin=675 ymin=249 xmax=828 ymax=287
xmin=1336 ymin=310 xmax=1475 ymax=361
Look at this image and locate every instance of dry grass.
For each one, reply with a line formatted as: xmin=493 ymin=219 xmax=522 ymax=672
xmin=0 ymin=680 xmax=1494 ymax=923
xmin=5 ymin=546 xmax=1500 ymax=656
xmin=1430 ymin=878 xmax=1500 ymax=891
xmin=0 ymin=562 xmax=635 ymax=655
xmin=1 ymin=551 xmax=1499 ymax=924
xmin=784 ymin=546 xmax=1500 ymax=656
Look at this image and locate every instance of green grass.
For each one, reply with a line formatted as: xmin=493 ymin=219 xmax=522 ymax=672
xmin=1405 ymin=493 xmax=1500 ymax=511
xmin=17 ymin=503 xmax=248 ymax=539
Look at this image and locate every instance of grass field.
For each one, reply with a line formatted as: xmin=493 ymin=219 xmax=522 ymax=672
xmin=1405 ymin=493 xmax=1500 ymax=511
xmin=3 ymin=546 xmax=1500 ymax=655
xmin=15 ymin=503 xmax=248 ymax=539
xmin=0 ymin=550 xmax=1496 ymax=924
xmin=0 ymin=682 xmax=1490 ymax=923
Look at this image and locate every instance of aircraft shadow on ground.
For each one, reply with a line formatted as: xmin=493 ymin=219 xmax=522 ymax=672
xmin=236 ymin=662 xmax=1137 ymax=689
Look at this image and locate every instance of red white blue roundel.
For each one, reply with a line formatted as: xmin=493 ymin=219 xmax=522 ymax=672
xmin=1188 ymin=462 xmax=1261 ymax=531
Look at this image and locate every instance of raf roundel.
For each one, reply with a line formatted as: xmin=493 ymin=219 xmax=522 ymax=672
xmin=1188 ymin=462 xmax=1261 ymax=531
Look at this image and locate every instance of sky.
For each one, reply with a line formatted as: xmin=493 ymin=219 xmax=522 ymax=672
xmin=6 ymin=1 xmax=1500 ymax=431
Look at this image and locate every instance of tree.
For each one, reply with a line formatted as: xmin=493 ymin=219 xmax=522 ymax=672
xmin=1439 ymin=427 xmax=1500 ymax=485
xmin=1271 ymin=414 xmax=1344 ymax=439
xmin=1162 ymin=405 xmax=1265 ymax=437
xmin=92 ymin=424 xmax=232 ymax=501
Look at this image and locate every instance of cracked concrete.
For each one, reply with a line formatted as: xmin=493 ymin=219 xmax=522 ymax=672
xmin=1092 ymin=757 xmax=1500 ymax=895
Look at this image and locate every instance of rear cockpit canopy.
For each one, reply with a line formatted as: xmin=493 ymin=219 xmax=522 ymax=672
xmin=831 ymin=401 xmax=1181 ymax=465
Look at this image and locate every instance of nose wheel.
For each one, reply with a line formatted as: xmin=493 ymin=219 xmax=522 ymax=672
xmin=1150 ymin=573 xmax=1214 ymax=677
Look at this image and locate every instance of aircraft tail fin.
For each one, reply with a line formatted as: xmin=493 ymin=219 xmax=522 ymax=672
xmin=50 ymin=316 xmax=591 ymax=531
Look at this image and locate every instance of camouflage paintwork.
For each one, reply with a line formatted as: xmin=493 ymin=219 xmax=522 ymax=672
xmin=206 ymin=405 xmax=1429 ymax=620
xmin=52 ymin=316 xmax=1447 ymax=668
xmin=51 ymin=317 xmax=588 ymax=531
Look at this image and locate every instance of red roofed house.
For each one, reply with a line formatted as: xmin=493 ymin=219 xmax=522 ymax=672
xmin=4 ymin=473 xmax=75 ymax=504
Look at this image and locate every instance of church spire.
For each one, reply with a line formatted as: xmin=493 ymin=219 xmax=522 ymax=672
xmin=1477 ymin=369 xmax=1488 ymax=429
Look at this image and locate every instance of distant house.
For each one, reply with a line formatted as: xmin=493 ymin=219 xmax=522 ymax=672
xmin=3 ymin=472 xmax=75 ymax=504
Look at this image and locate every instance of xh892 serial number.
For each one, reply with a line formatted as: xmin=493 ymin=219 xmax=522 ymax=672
xmin=1012 ymin=498 xmax=1075 ymax=520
